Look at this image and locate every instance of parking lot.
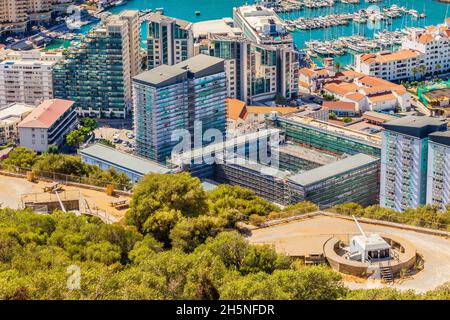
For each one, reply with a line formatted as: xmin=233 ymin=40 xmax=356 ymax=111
xmin=93 ymin=127 xmax=135 ymax=152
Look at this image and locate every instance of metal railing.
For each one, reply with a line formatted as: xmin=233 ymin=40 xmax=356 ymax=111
xmin=0 ymin=163 xmax=132 ymax=192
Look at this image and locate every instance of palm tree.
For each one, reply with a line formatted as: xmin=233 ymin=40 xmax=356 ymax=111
xmin=334 ymin=62 xmax=342 ymax=72
xmin=411 ymin=67 xmax=418 ymax=80
xmin=418 ymin=65 xmax=427 ymax=79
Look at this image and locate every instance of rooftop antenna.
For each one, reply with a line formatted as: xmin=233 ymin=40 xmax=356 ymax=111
xmin=352 ymin=215 xmax=367 ymax=238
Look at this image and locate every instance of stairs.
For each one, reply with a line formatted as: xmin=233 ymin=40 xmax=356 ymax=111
xmin=380 ymin=266 xmax=394 ymax=283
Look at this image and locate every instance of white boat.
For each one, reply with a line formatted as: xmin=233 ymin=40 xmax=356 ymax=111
xmin=115 ymin=0 xmax=126 ymax=7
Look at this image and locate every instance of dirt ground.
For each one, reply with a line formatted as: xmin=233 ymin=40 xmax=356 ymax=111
xmin=248 ymin=215 xmax=450 ymax=293
xmin=0 ymin=175 xmax=129 ymax=221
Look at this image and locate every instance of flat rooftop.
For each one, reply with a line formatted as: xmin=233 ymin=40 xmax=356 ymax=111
xmin=170 ymin=128 xmax=281 ymax=164
xmin=429 ymin=130 xmax=450 ymax=147
xmin=0 ymin=103 xmax=34 ymax=121
xmin=192 ymin=18 xmax=242 ymax=38
xmin=382 ymin=116 xmax=448 ymax=139
xmin=277 ymin=143 xmax=343 ymax=166
xmin=133 ymin=54 xmax=224 ymax=87
xmin=288 ymin=153 xmax=379 ymax=187
xmin=422 ymin=88 xmax=450 ymax=100
xmin=133 ymin=65 xmax=187 ymax=88
xmin=281 ymin=114 xmax=382 ymax=146
xmin=80 ymin=143 xmax=171 ymax=176
xmin=147 ymin=12 xmax=191 ymax=29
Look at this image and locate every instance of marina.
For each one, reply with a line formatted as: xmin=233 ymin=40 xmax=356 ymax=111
xmin=305 ymin=28 xmax=418 ymax=58
xmin=5 ymin=0 xmax=448 ymax=67
xmin=284 ymin=5 xmax=425 ymax=31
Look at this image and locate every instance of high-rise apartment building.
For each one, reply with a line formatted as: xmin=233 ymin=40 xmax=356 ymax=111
xmin=0 ymin=50 xmax=63 ymax=107
xmin=133 ymin=54 xmax=227 ymax=163
xmin=147 ymin=13 xmax=193 ymax=70
xmin=380 ymin=116 xmax=448 ymax=212
xmin=146 ymin=5 xmax=300 ymax=103
xmin=53 ymin=11 xmax=141 ymax=119
xmin=0 ymin=0 xmax=68 ymax=35
xmin=232 ymin=5 xmax=299 ymax=100
xmin=426 ymin=131 xmax=450 ymax=210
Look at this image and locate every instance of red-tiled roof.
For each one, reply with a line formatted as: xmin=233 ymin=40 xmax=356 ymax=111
xmin=322 ymin=101 xmax=357 ymax=111
xmin=18 ymin=99 xmax=74 ymax=129
xmin=226 ymin=98 xmax=247 ymax=121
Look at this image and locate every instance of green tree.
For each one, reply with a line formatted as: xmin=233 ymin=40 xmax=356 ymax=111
xmin=342 ymin=117 xmax=353 ymax=123
xmin=328 ymin=112 xmax=338 ymax=120
xmin=198 ymin=231 xmax=249 ymax=269
xmin=126 ymin=173 xmax=208 ymax=233
xmin=2 ymin=147 xmax=37 ymax=169
xmin=143 ymin=209 xmax=184 ymax=247
xmin=270 ymin=267 xmax=347 ymax=300
xmin=85 ymin=241 xmax=121 ymax=265
xmin=170 ymin=216 xmax=224 ymax=252
xmin=47 ymin=145 xmax=59 ymax=154
xmin=81 ymin=118 xmax=98 ymax=132
xmin=66 ymin=130 xmax=85 ymax=147
xmin=240 ymin=245 xmax=291 ymax=275
xmin=32 ymin=154 xmax=86 ymax=176
xmin=412 ymin=67 xmax=418 ymax=80
xmin=334 ymin=62 xmax=342 ymax=72
xmin=207 ymin=185 xmax=278 ymax=218
xmin=128 ymin=234 xmax=164 ymax=265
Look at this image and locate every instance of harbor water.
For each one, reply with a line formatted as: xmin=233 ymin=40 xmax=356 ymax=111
xmin=83 ymin=0 xmax=450 ymax=67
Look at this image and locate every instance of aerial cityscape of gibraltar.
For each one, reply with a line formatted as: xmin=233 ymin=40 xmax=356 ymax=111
xmin=1 ymin=0 xmax=450 ymax=307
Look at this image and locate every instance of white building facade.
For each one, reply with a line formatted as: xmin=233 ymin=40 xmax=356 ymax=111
xmin=380 ymin=117 xmax=448 ymax=212
xmin=426 ymin=132 xmax=450 ymax=210
xmin=0 ymin=50 xmax=63 ymax=107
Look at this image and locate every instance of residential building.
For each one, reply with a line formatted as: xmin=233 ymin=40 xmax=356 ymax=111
xmin=355 ymin=19 xmax=450 ymax=81
xmin=380 ymin=116 xmax=448 ymax=212
xmin=322 ymin=101 xmax=360 ymax=117
xmin=299 ymin=67 xmax=331 ymax=92
xmin=322 ymin=75 xmax=410 ymax=112
xmin=133 ymin=54 xmax=227 ymax=163
xmin=0 ymin=103 xmax=35 ymax=145
xmin=147 ymin=13 xmax=193 ymax=69
xmin=0 ymin=50 xmax=63 ymax=107
xmin=53 ymin=11 xmax=141 ymax=118
xmin=18 ymin=99 xmax=78 ymax=152
xmin=145 ymin=6 xmax=301 ymax=103
xmin=427 ymin=131 xmax=450 ymax=210
xmin=80 ymin=143 xmax=172 ymax=183
xmin=0 ymin=0 xmax=52 ymax=35
xmin=233 ymin=5 xmax=299 ymax=100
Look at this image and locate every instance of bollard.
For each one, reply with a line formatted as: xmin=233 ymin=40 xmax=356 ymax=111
xmin=26 ymin=171 xmax=34 ymax=182
xmin=106 ymin=184 xmax=115 ymax=196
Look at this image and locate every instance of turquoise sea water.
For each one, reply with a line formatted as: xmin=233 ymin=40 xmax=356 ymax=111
xmin=87 ymin=0 xmax=450 ymax=66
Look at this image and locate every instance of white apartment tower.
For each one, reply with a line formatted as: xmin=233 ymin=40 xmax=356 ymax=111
xmin=380 ymin=116 xmax=448 ymax=212
xmin=427 ymin=131 xmax=450 ymax=210
xmin=0 ymin=50 xmax=63 ymax=107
